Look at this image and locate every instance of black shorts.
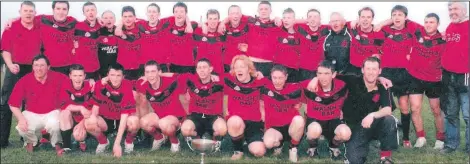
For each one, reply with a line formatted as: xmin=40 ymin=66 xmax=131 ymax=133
xmin=306 ymin=118 xmax=344 ymax=141
xmin=224 ymin=64 xmax=231 ymax=73
xmin=85 ymin=71 xmax=100 ymax=81
xmin=103 ymin=118 xmax=120 ymax=136
xmin=244 ymin=120 xmax=264 ymax=144
xmin=409 ymin=76 xmax=442 ymax=99
xmin=285 ymin=67 xmax=300 ymax=83
xmin=253 ymin=62 xmax=273 ymax=78
xmin=381 ymin=68 xmax=412 ymax=97
xmin=169 ymin=64 xmax=195 ymax=74
xmin=298 ymin=68 xmax=316 ymax=82
xmin=159 ymin=63 xmax=169 ymax=73
xmin=51 ymin=65 xmax=71 ymax=75
xmin=124 ymin=66 xmax=144 ymax=81
xmin=344 ymin=65 xmax=362 ymax=77
xmin=271 ymin=125 xmax=291 ymax=143
xmin=187 ymin=113 xmax=221 ymax=137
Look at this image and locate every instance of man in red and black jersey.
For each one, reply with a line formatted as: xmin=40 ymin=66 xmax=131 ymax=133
xmin=137 ymin=3 xmax=172 ymax=72
xmin=225 ymin=55 xmax=267 ymax=160
xmin=115 ymin=6 xmax=143 ymax=81
xmin=296 ymin=9 xmax=329 ymax=81
xmin=0 ymin=1 xmax=41 ymax=148
xmin=181 ymin=59 xmax=227 ymax=151
xmin=168 ymin=2 xmax=198 ymax=74
xmin=72 ymin=2 xmax=101 ymax=81
xmin=97 ymin=10 xmax=118 ymax=78
xmin=375 ymin=5 xmax=423 ymax=149
xmin=37 ymin=1 xmax=77 ymax=75
xmin=219 ymin=5 xmax=250 ymax=73
xmin=137 ymin=61 xmax=187 ymax=153
xmin=261 ymin=65 xmax=304 ymax=163
xmin=193 ymin=9 xmax=226 ymax=76
xmin=58 ymin=64 xmax=93 ymax=152
xmin=274 ymin=8 xmax=302 ymax=83
xmin=406 ymin=13 xmax=446 ymax=149
xmin=87 ymin=63 xmax=139 ymax=157
xmin=302 ymin=61 xmax=351 ymax=161
xmin=347 ymin=7 xmax=385 ymax=76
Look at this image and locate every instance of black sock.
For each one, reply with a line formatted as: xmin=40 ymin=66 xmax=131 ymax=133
xmin=307 ymin=138 xmax=318 ymax=148
xmin=231 ymin=135 xmax=244 ymax=151
xmin=401 ymin=113 xmax=411 ymax=141
xmin=42 ymin=133 xmax=50 ymax=141
xmin=61 ymin=129 xmax=72 ymax=149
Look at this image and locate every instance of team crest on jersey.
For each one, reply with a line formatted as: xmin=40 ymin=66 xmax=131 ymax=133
xmin=201 ymin=85 xmax=208 ymax=89
xmin=103 ymin=38 xmax=108 ymax=43
xmin=106 ymin=91 xmax=111 ymax=97
xmin=149 ymin=97 xmax=155 ymax=101
xmin=419 ymin=37 xmax=424 ymax=43
xmin=85 ymin=32 xmax=91 ymax=37
xmin=53 ymin=24 xmax=58 ymax=28
xmin=315 ymin=96 xmax=322 ymax=102
xmin=70 ymin=94 xmax=75 ymax=101
xmin=172 ymin=30 xmax=178 ymax=34
xmin=121 ymin=35 xmax=127 ymax=39
xmin=341 ymin=40 xmax=348 ymax=47
xmin=372 ymin=93 xmax=380 ymax=102
xmin=388 ymin=35 xmax=393 ymax=38
xmin=194 ymin=88 xmax=200 ymax=93
xmin=145 ymin=31 xmax=150 ymax=34
xmin=234 ymin=86 xmax=241 ymax=91
xmin=306 ymin=35 xmax=311 ymax=39
xmin=202 ymin=37 xmax=208 ymax=42
xmin=227 ymin=32 xmax=233 ymax=35
xmin=288 ymin=35 xmax=294 ymax=39
xmin=332 ymin=60 xmax=337 ymax=64
xmin=255 ymin=21 xmax=261 ymax=26
xmin=282 ymin=38 xmax=288 ymax=43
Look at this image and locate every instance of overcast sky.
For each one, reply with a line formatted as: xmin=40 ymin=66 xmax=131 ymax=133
xmin=1 ymin=1 xmax=467 ymax=35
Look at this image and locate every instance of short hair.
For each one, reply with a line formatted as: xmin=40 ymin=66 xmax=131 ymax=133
xmin=122 ymin=6 xmax=135 ymax=16
xmin=197 ymin=58 xmax=212 ymax=67
xmin=358 ymin=7 xmax=375 ymax=18
xmin=69 ymin=64 xmax=85 ymax=72
xmin=307 ymin=8 xmax=321 ymax=16
xmin=173 ymin=2 xmax=188 ymax=13
xmin=448 ymin=1 xmax=469 ymax=12
xmin=230 ymin=55 xmax=257 ymax=78
xmin=32 ymin=54 xmax=50 ymax=66
xmin=425 ymin=13 xmax=440 ymax=23
xmin=391 ymin=5 xmax=408 ymax=16
xmin=283 ymin=8 xmax=295 ymax=15
xmin=82 ymin=1 xmax=95 ymax=12
xmin=21 ymin=1 xmax=35 ymax=9
xmin=144 ymin=60 xmax=160 ymax=71
xmin=108 ymin=63 xmax=125 ymax=73
xmin=362 ymin=56 xmax=381 ymax=68
xmin=271 ymin=64 xmax=288 ymax=75
xmin=259 ymin=1 xmax=271 ymax=7
xmin=52 ymin=1 xmax=69 ymax=10
xmin=147 ymin=3 xmax=160 ymax=13
xmin=206 ymin=9 xmax=220 ymax=19
xmin=228 ymin=5 xmax=241 ymax=14
xmin=102 ymin=10 xmax=115 ymax=17
xmin=318 ymin=60 xmax=336 ymax=73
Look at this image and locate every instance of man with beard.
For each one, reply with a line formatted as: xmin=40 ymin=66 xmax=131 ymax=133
xmin=440 ymin=1 xmax=469 ymax=154
xmin=0 ymin=1 xmax=41 ymax=148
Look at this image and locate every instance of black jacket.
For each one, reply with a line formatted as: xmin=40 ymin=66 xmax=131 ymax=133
xmin=323 ymin=27 xmax=352 ymax=73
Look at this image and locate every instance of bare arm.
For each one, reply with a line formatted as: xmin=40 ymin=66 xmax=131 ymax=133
xmin=10 ymin=106 xmax=27 ymax=132
xmin=260 ymin=100 xmax=265 ymax=122
xmin=223 ymin=95 xmax=229 ymax=117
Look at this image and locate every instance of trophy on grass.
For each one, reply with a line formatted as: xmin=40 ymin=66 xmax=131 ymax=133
xmin=186 ymin=136 xmax=218 ymax=164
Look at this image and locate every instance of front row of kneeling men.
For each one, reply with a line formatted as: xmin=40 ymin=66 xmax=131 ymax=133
xmin=9 ymin=54 xmax=396 ymax=163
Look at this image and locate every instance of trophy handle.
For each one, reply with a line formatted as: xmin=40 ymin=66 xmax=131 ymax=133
xmin=186 ymin=139 xmax=196 ymax=151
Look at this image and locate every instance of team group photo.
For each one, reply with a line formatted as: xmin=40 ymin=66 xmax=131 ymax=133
xmin=0 ymin=1 xmax=468 ymax=163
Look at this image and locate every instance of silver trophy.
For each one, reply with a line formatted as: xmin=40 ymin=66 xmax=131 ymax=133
xmin=187 ymin=137 xmax=217 ymax=164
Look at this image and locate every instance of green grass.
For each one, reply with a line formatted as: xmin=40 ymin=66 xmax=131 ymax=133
xmin=1 ymin=97 xmax=469 ymax=163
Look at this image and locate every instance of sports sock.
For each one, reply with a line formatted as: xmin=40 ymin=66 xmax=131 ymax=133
xmin=60 ymin=129 xmax=72 ymax=149
xmin=401 ymin=113 xmax=411 ymax=141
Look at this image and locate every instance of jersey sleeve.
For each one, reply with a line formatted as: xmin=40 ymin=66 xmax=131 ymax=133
xmin=120 ymin=84 xmax=136 ymax=114
xmin=1 ymin=28 xmax=12 ymax=52
xmin=379 ymin=86 xmax=395 ymax=111
xmin=8 ymin=78 xmax=26 ymax=108
xmin=59 ymin=81 xmax=72 ymax=110
xmin=90 ymin=82 xmax=105 ymax=106
xmin=135 ymin=79 xmax=147 ymax=94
